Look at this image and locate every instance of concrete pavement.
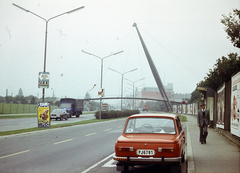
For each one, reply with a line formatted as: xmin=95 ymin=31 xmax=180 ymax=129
xmin=185 ymin=114 xmax=240 ymax=173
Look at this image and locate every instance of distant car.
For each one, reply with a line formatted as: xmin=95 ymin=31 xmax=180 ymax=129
xmin=50 ymin=109 xmax=69 ymax=121
xmin=113 ymin=114 xmax=186 ymax=172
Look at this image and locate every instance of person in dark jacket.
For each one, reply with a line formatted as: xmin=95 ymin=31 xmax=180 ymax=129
xmin=197 ymin=103 xmax=211 ymax=144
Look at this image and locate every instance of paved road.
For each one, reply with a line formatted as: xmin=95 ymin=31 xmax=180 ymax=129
xmin=0 ymin=116 xmax=187 ymax=173
xmin=0 ymin=114 xmax=95 ymax=132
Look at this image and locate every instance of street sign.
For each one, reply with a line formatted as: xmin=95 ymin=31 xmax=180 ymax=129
xmin=38 ymin=72 xmax=50 ymax=88
xmin=98 ymin=88 xmax=105 ymax=97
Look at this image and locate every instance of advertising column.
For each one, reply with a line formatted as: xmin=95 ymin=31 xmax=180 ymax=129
xmin=231 ymin=71 xmax=240 ymax=137
xmin=217 ymin=83 xmax=225 ymax=129
xmin=38 ymin=102 xmax=50 ymax=128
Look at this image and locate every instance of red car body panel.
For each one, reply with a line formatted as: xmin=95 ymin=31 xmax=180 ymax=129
xmin=114 ymin=114 xmax=186 ymax=166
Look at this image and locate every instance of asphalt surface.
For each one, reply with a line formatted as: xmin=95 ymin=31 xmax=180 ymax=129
xmin=0 ymin=119 xmax=125 ymax=173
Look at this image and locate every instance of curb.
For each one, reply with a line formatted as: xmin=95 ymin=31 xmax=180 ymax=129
xmin=186 ymin=123 xmax=195 ymax=173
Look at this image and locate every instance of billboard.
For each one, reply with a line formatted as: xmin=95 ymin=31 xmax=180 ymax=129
xmin=231 ymin=71 xmax=240 ymax=137
xmin=217 ymin=83 xmax=225 ymax=129
xmin=38 ymin=102 xmax=50 ymax=128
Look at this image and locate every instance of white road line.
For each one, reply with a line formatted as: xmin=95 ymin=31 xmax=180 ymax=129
xmin=102 ymin=158 xmax=116 ymax=167
xmin=104 ymin=128 xmax=112 ymax=131
xmin=0 ymin=150 xmax=30 ymax=159
xmin=85 ymin=132 xmax=97 ymax=136
xmin=53 ymin=139 xmax=73 ymax=145
xmin=81 ymin=153 xmax=115 ymax=173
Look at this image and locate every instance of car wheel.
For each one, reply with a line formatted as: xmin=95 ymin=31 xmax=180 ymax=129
xmin=181 ymin=153 xmax=185 ymax=163
xmin=65 ymin=116 xmax=68 ymax=120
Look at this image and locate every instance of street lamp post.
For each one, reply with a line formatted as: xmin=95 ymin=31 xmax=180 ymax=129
xmin=13 ymin=3 xmax=85 ymax=102
xmin=125 ymin=78 xmax=145 ymax=109
xmin=109 ymin=68 xmax=137 ymax=111
xmin=82 ymin=50 xmax=123 ymax=119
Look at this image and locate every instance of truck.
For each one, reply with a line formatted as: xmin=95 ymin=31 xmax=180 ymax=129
xmin=143 ymin=105 xmax=149 ymax=112
xmin=59 ymin=98 xmax=84 ymax=118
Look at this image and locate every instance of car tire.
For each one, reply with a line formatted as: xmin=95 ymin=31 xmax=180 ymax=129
xmin=181 ymin=153 xmax=185 ymax=163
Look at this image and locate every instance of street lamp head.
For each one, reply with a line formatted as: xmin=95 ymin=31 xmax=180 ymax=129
xmin=12 ymin=3 xmax=29 ymax=12
xmin=67 ymin=6 xmax=85 ymax=14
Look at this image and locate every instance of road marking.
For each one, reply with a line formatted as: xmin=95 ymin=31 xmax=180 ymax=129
xmin=85 ymin=132 xmax=97 ymax=136
xmin=102 ymin=158 xmax=116 ymax=167
xmin=0 ymin=150 xmax=30 ymax=160
xmin=81 ymin=153 xmax=115 ymax=173
xmin=54 ymin=139 xmax=73 ymax=145
xmin=104 ymin=128 xmax=112 ymax=131
xmin=117 ymin=126 xmax=122 ymax=128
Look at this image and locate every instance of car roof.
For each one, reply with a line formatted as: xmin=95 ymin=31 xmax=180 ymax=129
xmin=128 ymin=113 xmax=177 ymax=119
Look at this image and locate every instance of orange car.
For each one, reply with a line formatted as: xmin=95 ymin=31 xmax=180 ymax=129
xmin=113 ymin=114 xmax=186 ymax=172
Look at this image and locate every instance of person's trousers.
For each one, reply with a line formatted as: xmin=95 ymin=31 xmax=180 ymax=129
xmin=199 ymin=122 xmax=208 ymax=142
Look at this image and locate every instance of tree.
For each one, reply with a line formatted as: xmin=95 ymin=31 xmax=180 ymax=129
xmin=18 ymin=88 xmax=23 ymax=97
xmin=221 ymin=9 xmax=240 ymax=48
xmin=198 ymin=53 xmax=240 ymax=91
xmin=188 ymin=89 xmax=201 ymax=103
xmin=30 ymin=96 xmax=36 ymax=104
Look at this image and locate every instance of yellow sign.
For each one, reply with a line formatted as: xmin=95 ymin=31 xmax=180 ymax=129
xmin=38 ymin=102 xmax=50 ymax=127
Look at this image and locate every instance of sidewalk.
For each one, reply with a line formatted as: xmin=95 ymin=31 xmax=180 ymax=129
xmin=185 ymin=114 xmax=240 ymax=173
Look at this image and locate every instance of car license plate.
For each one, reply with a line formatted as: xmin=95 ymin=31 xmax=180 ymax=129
xmin=136 ymin=149 xmax=155 ymax=156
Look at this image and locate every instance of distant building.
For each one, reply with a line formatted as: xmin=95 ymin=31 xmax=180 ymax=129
xmin=138 ymin=84 xmax=174 ymax=101
xmin=136 ymin=84 xmax=191 ymax=103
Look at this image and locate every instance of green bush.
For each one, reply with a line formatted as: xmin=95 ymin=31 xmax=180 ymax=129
xmin=94 ymin=110 xmax=140 ymax=119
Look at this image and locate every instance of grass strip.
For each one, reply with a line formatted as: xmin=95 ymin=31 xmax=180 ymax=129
xmin=177 ymin=114 xmax=188 ymax=122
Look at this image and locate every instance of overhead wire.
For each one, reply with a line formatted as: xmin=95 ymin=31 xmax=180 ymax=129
xmin=138 ymin=26 xmax=203 ymax=80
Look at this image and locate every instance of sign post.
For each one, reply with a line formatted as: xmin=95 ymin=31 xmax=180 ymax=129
xmin=38 ymin=102 xmax=50 ymax=128
xmin=38 ymin=72 xmax=50 ymax=88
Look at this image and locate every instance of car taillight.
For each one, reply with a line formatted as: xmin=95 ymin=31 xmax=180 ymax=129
xmin=158 ymin=148 xmax=174 ymax=152
xmin=119 ymin=147 xmax=134 ymax=152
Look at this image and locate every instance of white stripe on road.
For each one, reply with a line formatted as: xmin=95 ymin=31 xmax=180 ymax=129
xmin=53 ymin=139 xmax=73 ymax=145
xmin=81 ymin=153 xmax=115 ymax=173
xmin=0 ymin=150 xmax=30 ymax=160
xmin=104 ymin=128 xmax=112 ymax=131
xmin=85 ymin=132 xmax=97 ymax=136
xmin=102 ymin=158 xmax=116 ymax=167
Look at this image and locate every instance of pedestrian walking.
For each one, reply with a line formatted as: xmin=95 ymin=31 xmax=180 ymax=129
xmin=197 ymin=103 xmax=211 ymax=144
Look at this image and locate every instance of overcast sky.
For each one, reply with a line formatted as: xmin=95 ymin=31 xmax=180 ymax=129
xmin=0 ymin=0 xmax=239 ymax=100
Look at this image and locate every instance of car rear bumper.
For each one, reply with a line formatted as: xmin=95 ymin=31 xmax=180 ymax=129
xmin=113 ymin=155 xmax=181 ymax=163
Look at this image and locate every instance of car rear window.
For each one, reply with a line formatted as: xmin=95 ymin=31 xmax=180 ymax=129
xmin=124 ymin=117 xmax=176 ymax=134
xmin=51 ymin=109 xmax=62 ymax=113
